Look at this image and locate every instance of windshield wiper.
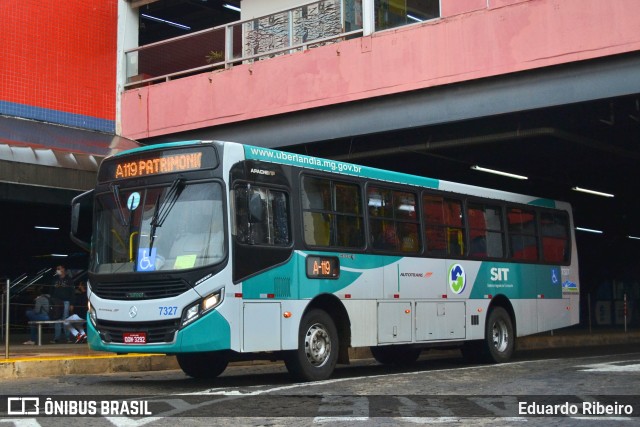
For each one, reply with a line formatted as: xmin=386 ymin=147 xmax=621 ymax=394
xmin=109 ymin=183 xmax=129 ymax=227
xmin=149 ymin=179 xmax=185 ymax=250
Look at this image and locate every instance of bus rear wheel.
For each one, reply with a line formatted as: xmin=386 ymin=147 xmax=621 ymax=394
xmin=482 ymin=307 xmax=514 ymax=363
xmin=370 ymin=345 xmax=421 ymax=366
xmin=176 ymin=352 xmax=229 ymax=379
xmin=285 ymin=309 xmax=338 ymax=382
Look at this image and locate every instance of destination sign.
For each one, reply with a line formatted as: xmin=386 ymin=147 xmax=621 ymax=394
xmin=306 ymin=255 xmax=340 ymax=279
xmin=115 ymin=152 xmax=202 ymax=179
xmin=98 ymin=146 xmax=218 ymax=182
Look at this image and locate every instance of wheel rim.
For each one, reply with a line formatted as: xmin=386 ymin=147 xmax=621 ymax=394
xmin=304 ymin=322 xmax=331 ymax=367
xmin=491 ymin=318 xmax=509 ymax=353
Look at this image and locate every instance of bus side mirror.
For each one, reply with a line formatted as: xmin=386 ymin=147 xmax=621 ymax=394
xmin=71 ymin=189 xmax=94 ymax=252
xmin=71 ymin=202 xmax=81 ymax=235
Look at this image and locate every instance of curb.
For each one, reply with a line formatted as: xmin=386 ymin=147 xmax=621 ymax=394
xmin=516 ymin=331 xmax=640 ymax=350
xmin=0 ymin=354 xmax=179 ymax=380
xmin=2 ymin=332 xmax=639 ymax=379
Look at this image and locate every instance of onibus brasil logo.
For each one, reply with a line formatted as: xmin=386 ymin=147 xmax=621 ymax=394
xmin=448 ymin=263 xmax=466 ymax=294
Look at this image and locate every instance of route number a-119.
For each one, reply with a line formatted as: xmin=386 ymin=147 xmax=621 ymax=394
xmin=306 ymin=256 xmax=340 ymax=279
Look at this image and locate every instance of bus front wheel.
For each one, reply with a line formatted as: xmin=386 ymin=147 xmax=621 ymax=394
xmin=285 ymin=309 xmax=338 ymax=382
xmin=482 ymin=307 xmax=514 ymax=363
xmin=176 ymin=352 xmax=229 ymax=379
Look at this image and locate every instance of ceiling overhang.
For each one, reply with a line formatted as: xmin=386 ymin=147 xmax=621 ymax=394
xmin=0 ymin=116 xmax=139 ymax=191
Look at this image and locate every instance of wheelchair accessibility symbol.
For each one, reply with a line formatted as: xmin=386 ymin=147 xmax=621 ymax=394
xmin=551 ymin=267 xmax=560 ymax=285
xmin=138 ymin=248 xmax=157 ymax=271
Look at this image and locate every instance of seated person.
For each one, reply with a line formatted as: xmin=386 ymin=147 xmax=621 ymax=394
xmin=65 ymin=313 xmax=87 ymax=343
xmin=23 ymin=288 xmax=50 ymax=345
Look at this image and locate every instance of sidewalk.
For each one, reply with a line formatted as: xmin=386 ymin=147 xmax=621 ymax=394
xmin=1 ymin=333 xmax=180 ymax=379
xmin=2 ymin=329 xmax=640 ymax=379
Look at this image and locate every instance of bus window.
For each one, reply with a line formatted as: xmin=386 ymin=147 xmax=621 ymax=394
xmin=395 ymin=192 xmax=419 ymax=252
xmin=467 ymin=202 xmax=504 ymax=258
xmin=302 ymin=176 xmax=332 ymax=246
xmin=540 ymin=211 xmax=570 ymax=263
xmin=423 ymin=194 xmax=465 ymax=257
xmin=335 ymin=182 xmax=364 ymax=248
xmin=507 ymin=208 xmax=539 ymax=261
xmin=93 ymin=182 xmax=225 ymax=273
xmin=301 ymin=176 xmax=364 ymax=249
xmin=368 ymin=187 xmax=420 ymax=253
xmin=234 ymin=185 xmax=290 ymax=246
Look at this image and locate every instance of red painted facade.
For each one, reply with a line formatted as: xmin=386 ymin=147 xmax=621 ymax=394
xmin=121 ymin=0 xmax=640 ymax=140
xmin=0 ymin=0 xmax=117 ymax=129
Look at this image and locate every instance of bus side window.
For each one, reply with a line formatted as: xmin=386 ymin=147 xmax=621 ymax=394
xmin=369 ymin=187 xmax=419 ymax=253
xmin=334 ymin=182 xmax=364 ymax=249
xmin=234 ymin=186 xmax=250 ymax=243
xmin=507 ymin=207 xmax=538 ymax=261
xmin=540 ymin=211 xmax=570 ymax=263
xmin=302 ymin=176 xmax=364 ymax=249
xmin=467 ymin=202 xmax=504 ymax=258
xmin=234 ymin=185 xmax=290 ymax=246
xmin=423 ymin=194 xmax=465 ymax=257
xmin=301 ymin=176 xmax=332 ymax=246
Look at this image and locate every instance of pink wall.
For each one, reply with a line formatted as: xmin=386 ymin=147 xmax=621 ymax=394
xmin=441 ymin=0 xmax=485 ymax=17
xmin=121 ymin=0 xmax=640 ymax=140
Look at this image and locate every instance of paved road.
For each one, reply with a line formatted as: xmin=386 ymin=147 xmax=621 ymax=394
xmin=1 ymin=344 xmax=639 ymax=426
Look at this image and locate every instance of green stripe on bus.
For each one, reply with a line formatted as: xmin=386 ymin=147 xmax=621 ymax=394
xmin=245 ymin=145 xmax=440 ymax=189
xmin=528 ymin=198 xmax=556 ymax=208
xmin=469 ymin=262 xmax=563 ymax=299
xmin=113 ymin=140 xmax=202 ymax=157
xmin=242 ymin=252 xmax=402 ymax=299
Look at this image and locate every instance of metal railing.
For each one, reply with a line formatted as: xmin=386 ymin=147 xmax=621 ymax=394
xmin=124 ymin=0 xmax=363 ymax=88
xmin=1 ymin=269 xmax=51 ymax=345
xmin=2 ymin=268 xmax=87 ymax=355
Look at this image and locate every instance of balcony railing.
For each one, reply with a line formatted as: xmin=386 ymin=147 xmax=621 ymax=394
xmin=124 ymin=0 xmax=364 ymax=88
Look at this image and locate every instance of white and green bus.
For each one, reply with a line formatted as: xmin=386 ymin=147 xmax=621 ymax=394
xmin=71 ymin=140 xmax=579 ymax=381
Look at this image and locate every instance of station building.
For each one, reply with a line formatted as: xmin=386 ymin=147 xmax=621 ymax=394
xmin=1 ymin=0 xmax=639 ymax=326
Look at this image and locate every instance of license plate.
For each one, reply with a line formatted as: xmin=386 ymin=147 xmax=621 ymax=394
xmin=123 ymin=332 xmax=147 ymax=344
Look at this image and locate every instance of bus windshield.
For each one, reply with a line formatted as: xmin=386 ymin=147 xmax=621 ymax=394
xmin=92 ymin=181 xmax=225 ymax=274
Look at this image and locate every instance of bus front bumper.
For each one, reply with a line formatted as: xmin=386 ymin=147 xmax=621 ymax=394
xmin=86 ymin=309 xmax=231 ymax=354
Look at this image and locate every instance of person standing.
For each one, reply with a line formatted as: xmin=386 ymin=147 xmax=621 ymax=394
xmin=51 ymin=265 xmax=74 ymax=343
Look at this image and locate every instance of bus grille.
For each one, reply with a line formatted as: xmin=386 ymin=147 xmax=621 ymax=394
xmin=274 ymin=276 xmax=291 ymax=298
xmin=91 ymin=279 xmax=191 ymax=300
xmin=95 ymin=319 xmax=180 ymax=344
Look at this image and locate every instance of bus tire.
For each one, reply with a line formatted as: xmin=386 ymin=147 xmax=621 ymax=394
xmin=176 ymin=352 xmax=229 ymax=379
xmin=482 ymin=307 xmax=514 ymax=363
xmin=285 ymin=309 xmax=338 ymax=382
xmin=370 ymin=345 xmax=421 ymax=366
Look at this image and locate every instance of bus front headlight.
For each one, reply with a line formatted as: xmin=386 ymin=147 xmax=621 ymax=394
xmin=182 ymin=304 xmax=200 ymax=326
xmin=202 ymin=291 xmax=222 ymax=312
xmin=181 ymin=289 xmax=223 ymax=327
xmin=89 ymin=302 xmax=97 ymax=326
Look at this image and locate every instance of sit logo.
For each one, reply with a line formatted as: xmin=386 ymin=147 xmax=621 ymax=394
xmin=448 ymin=264 xmax=466 ymax=294
xmin=490 ymin=267 xmax=510 ymax=281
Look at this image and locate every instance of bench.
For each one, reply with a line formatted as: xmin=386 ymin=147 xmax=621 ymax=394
xmin=28 ymin=319 xmax=86 ymax=346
